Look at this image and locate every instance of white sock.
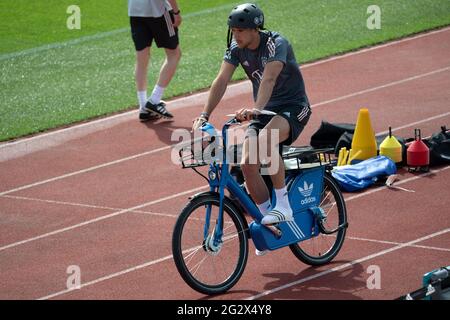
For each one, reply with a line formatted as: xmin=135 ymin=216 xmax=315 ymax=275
xmin=149 ymin=85 xmax=165 ymax=105
xmin=256 ymin=199 xmax=271 ymax=216
xmin=273 ymin=186 xmax=292 ymax=213
xmin=137 ymin=91 xmax=147 ymax=112
xmin=256 ymin=199 xmax=271 ymax=255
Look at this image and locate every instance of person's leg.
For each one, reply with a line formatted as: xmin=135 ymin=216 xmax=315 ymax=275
xmin=146 ymin=10 xmax=181 ymax=118
xmin=136 ymin=47 xmax=161 ymax=121
xmin=135 ymin=47 xmax=150 ymax=110
xmin=148 ymin=46 xmax=181 ymax=104
xmin=130 ymin=16 xmax=158 ymax=121
xmin=258 ymin=116 xmax=293 ymax=225
xmin=258 ymin=116 xmax=290 ymax=188
xmin=240 ymin=136 xmax=271 ymax=207
xmin=240 ymin=134 xmax=272 ymax=256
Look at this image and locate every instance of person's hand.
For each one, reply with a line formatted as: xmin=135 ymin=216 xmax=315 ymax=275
xmin=234 ymin=108 xmax=262 ymax=122
xmin=173 ymin=12 xmax=182 ymax=28
xmin=192 ymin=114 xmax=208 ymax=132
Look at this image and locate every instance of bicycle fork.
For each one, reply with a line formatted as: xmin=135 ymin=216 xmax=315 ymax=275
xmin=203 ymin=171 xmax=226 ymax=253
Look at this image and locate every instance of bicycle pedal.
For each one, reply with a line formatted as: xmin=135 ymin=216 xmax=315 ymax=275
xmin=265 ymin=224 xmax=282 ymax=238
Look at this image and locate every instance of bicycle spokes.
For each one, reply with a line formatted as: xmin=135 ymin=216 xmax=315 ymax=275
xmin=289 ymin=175 xmax=347 ymax=265
xmin=173 ymin=196 xmax=248 ymax=291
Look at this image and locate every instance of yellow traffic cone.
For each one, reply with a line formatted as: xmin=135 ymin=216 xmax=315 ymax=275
xmin=380 ymin=127 xmax=402 ymax=163
xmin=337 ymin=148 xmax=344 ymax=166
xmin=347 ymin=149 xmax=362 ymax=165
xmin=349 ymin=108 xmax=377 ymax=162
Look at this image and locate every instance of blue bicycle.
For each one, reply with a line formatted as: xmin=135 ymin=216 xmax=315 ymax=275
xmin=172 ymin=117 xmax=348 ymax=295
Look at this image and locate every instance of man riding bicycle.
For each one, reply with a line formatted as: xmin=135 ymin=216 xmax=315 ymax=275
xmin=192 ymin=3 xmax=311 ymax=228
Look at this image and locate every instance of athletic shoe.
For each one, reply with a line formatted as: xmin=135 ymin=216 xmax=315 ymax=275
xmin=144 ymin=100 xmax=173 ymax=119
xmin=139 ymin=111 xmax=160 ymax=122
xmin=255 ymin=249 xmax=268 ymax=256
xmin=261 ymin=208 xmax=293 ymax=225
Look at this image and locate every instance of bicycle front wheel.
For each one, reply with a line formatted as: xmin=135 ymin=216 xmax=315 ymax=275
xmin=172 ymin=194 xmax=249 ymax=295
xmin=290 ymin=174 xmax=347 ymax=266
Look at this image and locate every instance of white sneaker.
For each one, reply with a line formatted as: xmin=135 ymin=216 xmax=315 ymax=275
xmin=255 ymin=248 xmax=268 ymax=256
xmin=261 ymin=208 xmax=293 ymax=225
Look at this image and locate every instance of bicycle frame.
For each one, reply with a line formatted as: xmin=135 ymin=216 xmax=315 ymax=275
xmin=202 ymin=119 xmax=263 ymax=247
xmin=194 ymin=118 xmax=344 ymax=252
xmin=173 ymin=119 xmax=348 ymax=295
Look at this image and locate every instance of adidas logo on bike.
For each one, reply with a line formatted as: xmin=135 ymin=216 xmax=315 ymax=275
xmin=298 ymin=181 xmax=316 ymax=205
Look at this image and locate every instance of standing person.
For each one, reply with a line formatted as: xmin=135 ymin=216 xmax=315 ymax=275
xmin=128 ymin=0 xmax=182 ymax=121
xmin=192 ymin=3 xmax=312 ymax=230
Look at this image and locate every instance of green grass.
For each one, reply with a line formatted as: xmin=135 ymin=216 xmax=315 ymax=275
xmin=1 ymin=0 xmax=449 ymax=141
xmin=0 ymin=0 xmax=237 ymax=53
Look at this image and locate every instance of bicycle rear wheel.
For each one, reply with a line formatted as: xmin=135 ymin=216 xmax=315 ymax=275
xmin=172 ymin=193 xmax=249 ymax=295
xmin=289 ymin=174 xmax=347 ymax=265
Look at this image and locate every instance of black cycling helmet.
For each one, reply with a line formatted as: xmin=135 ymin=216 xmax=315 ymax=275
xmin=227 ymin=3 xmax=264 ymax=29
xmin=226 ymin=3 xmax=265 ymax=48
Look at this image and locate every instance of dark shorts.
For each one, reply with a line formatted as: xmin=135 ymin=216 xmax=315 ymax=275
xmin=130 ymin=11 xmax=179 ymax=51
xmin=245 ymin=103 xmax=312 ymax=152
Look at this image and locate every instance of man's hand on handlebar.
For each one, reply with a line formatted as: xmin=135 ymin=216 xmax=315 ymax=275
xmin=192 ymin=108 xmax=269 ymax=131
xmin=235 ymin=108 xmax=263 ymax=122
xmin=191 ymin=112 xmax=209 ymax=132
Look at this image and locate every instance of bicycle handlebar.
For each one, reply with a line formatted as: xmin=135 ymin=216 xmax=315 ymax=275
xmin=199 ymin=110 xmax=278 ymax=149
xmin=225 ymin=110 xmax=277 ymax=118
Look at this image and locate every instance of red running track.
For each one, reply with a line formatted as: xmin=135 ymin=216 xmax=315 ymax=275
xmin=0 ymin=27 xmax=449 ymax=300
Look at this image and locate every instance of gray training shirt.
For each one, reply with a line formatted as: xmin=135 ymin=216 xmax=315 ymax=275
xmin=128 ymin=0 xmax=172 ymax=17
xmin=224 ymin=31 xmax=308 ymax=112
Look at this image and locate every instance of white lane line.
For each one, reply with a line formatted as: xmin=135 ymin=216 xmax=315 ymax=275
xmin=6 ymin=169 xmax=449 ymax=252
xmin=1 ymin=194 xmax=230 ymax=226
xmin=2 ymin=26 xmax=449 ymax=153
xmin=38 ymin=253 xmax=175 ymax=300
xmin=0 ymin=185 xmax=208 ymax=252
xmin=302 ymin=26 xmax=450 ymax=69
xmin=3 ymin=165 xmax=449 ymax=250
xmin=4 ymin=192 xmax=450 ymax=253
xmin=0 ymin=145 xmax=171 ymax=196
xmin=246 ymin=228 xmax=450 ymax=300
xmin=0 ymin=194 xmax=180 ymax=219
xmin=311 ymin=66 xmax=450 ymax=108
xmin=407 ymin=244 xmax=450 ymax=252
xmin=37 ymin=227 xmax=450 ymax=300
xmin=0 ymin=137 xmax=448 ymax=254
xmin=346 ymin=235 xmax=450 ymax=252
xmin=1 ymin=140 xmax=448 ymax=255
xmin=2 ymin=66 xmax=449 ymax=195
xmin=34 ymin=167 xmax=450 ymax=299
xmin=377 ymin=112 xmax=450 ymax=136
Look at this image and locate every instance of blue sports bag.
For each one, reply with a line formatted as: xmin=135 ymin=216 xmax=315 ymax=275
xmin=331 ymin=155 xmax=397 ymax=192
